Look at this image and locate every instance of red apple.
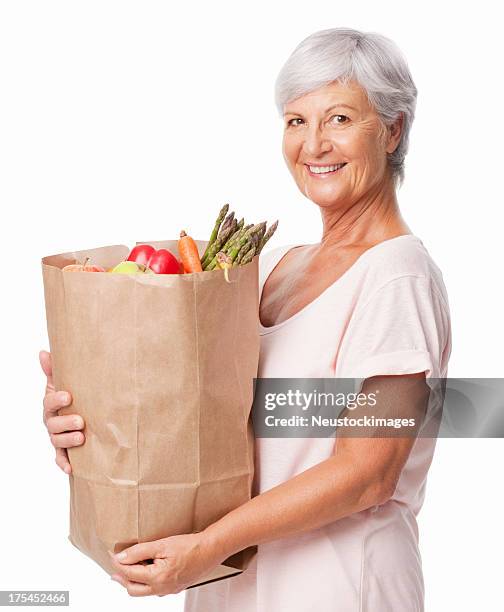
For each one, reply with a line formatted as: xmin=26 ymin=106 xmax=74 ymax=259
xmin=147 ymin=249 xmax=180 ymax=274
xmin=127 ymin=244 xmax=156 ymax=267
xmin=125 ymin=244 xmax=180 ymax=274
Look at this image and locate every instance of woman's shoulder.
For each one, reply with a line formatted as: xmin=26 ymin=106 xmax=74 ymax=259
xmin=359 ymin=234 xmax=450 ymax=314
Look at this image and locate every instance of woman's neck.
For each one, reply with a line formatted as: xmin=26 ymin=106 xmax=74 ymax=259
xmin=318 ymin=177 xmax=410 ymax=251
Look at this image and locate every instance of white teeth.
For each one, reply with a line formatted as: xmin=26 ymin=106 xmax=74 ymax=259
xmin=308 ymin=163 xmax=345 ymax=174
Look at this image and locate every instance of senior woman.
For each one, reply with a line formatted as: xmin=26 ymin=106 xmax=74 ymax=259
xmin=40 ymin=28 xmax=451 ymax=611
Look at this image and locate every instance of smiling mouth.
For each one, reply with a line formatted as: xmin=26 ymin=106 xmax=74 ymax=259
xmin=306 ymin=163 xmax=347 ymax=176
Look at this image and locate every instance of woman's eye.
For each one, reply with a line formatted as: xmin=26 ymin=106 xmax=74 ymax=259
xmin=286 ymin=117 xmax=304 ymax=127
xmin=329 ymin=114 xmax=349 ymax=125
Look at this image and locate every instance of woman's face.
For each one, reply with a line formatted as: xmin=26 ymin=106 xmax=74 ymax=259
xmin=282 ymin=80 xmax=400 ymax=208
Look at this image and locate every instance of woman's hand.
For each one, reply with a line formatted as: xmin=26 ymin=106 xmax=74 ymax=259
xmin=109 ymin=532 xmax=223 ymax=597
xmin=40 ymin=350 xmax=85 ymax=474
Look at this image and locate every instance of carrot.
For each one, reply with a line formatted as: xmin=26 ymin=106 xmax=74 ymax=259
xmin=179 ymin=230 xmax=203 ymax=273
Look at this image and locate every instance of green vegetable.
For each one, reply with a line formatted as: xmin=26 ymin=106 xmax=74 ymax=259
xmin=227 ymin=223 xmax=262 ymax=259
xmin=201 ymin=203 xmax=229 ymax=264
xmin=202 ymin=223 xmax=237 ymax=269
xmin=218 ymin=211 xmax=235 ymax=238
xmin=215 ymin=251 xmax=233 ymax=283
xmin=220 ymin=219 xmax=241 ymax=253
xmin=207 ymin=223 xmax=262 ymax=270
xmin=224 ymin=223 xmax=253 ymax=255
xmin=199 ymin=204 xmax=279 ymax=272
xmin=202 ymin=217 xmax=237 ymax=268
xmin=257 ymin=220 xmax=279 ymax=254
xmin=233 ymin=240 xmax=252 ymax=266
xmin=240 ymin=245 xmax=256 ymax=265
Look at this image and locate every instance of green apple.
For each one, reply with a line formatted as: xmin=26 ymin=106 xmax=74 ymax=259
xmin=109 ymin=261 xmax=155 ymax=275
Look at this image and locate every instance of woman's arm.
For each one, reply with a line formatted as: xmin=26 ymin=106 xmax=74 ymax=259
xmin=202 ymin=372 xmax=429 ymax=561
xmin=110 ymin=372 xmax=430 ymax=596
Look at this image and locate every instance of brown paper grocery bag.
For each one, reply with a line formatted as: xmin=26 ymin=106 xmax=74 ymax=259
xmin=41 ymin=239 xmax=259 ymax=588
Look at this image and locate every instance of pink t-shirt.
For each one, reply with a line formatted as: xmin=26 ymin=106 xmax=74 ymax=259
xmin=185 ymin=234 xmax=452 ymax=612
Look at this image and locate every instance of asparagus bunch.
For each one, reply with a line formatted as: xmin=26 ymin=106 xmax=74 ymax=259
xmin=201 ymin=205 xmax=278 ymax=271
xmin=200 ymin=204 xmax=229 ymax=263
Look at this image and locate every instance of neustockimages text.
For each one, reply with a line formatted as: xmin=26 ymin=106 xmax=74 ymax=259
xmin=264 ymin=415 xmax=416 ymax=429
xmin=263 ymin=390 xmax=416 ymax=429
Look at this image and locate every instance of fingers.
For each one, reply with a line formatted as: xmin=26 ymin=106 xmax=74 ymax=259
xmin=40 ymin=350 xmax=79 ymax=475
xmin=39 ymin=350 xmax=54 ymax=389
xmin=110 ymin=558 xmax=154 ymax=584
xmin=113 ymin=542 xmax=159 ymax=565
xmin=110 ymin=573 xmax=153 ymax=597
xmin=50 ymin=431 xmax=85 ymax=449
xmin=46 ymin=414 xmax=84 ymax=435
xmin=55 ymin=448 xmax=72 ymax=474
xmin=43 ymin=390 xmax=72 ymax=424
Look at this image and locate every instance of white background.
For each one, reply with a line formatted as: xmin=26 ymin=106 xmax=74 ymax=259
xmin=1 ymin=1 xmax=502 ymax=610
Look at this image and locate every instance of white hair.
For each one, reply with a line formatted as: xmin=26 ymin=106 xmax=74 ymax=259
xmin=275 ymin=28 xmax=418 ymax=186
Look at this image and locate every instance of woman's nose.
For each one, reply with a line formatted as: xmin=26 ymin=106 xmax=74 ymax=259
xmin=302 ymin=126 xmax=332 ymax=157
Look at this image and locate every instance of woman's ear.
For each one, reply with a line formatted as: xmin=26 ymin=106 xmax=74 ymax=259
xmin=385 ymin=113 xmax=404 ymax=154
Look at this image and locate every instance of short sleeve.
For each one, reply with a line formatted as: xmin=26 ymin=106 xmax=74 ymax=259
xmin=335 ymin=274 xmax=451 ymax=384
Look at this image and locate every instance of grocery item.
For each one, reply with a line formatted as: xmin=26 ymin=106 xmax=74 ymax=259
xmin=240 ymin=244 xmax=257 ymax=266
xmin=126 ymin=244 xmax=156 ymax=267
xmin=41 ymin=239 xmax=259 ymax=588
xmin=62 ymin=257 xmax=105 ymax=273
xmin=202 ymin=222 xmax=236 ymax=268
xmin=40 ymin=203 xmax=278 ymax=586
xmin=109 ymin=261 xmax=154 ymax=275
xmin=146 ymin=248 xmax=180 ymax=274
xmin=200 ymin=203 xmax=229 ymax=263
xmin=201 ymin=205 xmax=278 ymax=271
xmin=178 ymin=230 xmax=203 ymax=273
xmin=127 ymin=245 xmax=180 ymax=275
xmin=258 ymin=219 xmax=279 ymax=254
xmin=215 ymin=251 xmax=233 ymax=282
